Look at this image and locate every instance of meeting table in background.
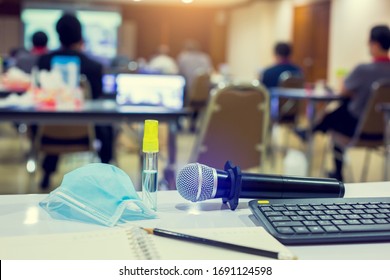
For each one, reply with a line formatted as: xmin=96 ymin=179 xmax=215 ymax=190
xmin=270 ymin=87 xmax=345 ymax=176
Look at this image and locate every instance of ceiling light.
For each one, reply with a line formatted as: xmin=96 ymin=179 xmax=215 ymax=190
xmin=182 ymin=0 xmax=194 ymax=4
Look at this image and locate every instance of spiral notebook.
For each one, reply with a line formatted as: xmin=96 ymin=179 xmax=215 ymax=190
xmin=0 ymin=227 xmax=294 ymax=260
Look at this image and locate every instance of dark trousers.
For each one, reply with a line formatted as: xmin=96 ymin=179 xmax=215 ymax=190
xmin=42 ymin=125 xmax=114 ymax=175
xmin=313 ymin=101 xmax=358 ymax=180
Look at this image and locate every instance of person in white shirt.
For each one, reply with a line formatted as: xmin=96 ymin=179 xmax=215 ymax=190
xmin=177 ymin=39 xmax=213 ymax=90
xmin=149 ymin=44 xmax=178 ymax=75
xmin=177 ymin=40 xmax=213 ymax=132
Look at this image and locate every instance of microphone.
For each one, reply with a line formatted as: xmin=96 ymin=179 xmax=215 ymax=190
xmin=176 ymin=161 xmax=345 ymax=210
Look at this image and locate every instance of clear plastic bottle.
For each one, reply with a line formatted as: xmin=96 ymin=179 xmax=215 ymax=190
xmin=142 ymin=120 xmax=159 ymax=211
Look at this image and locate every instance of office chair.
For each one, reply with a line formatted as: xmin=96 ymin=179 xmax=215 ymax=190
xmin=275 ymin=71 xmax=304 ymax=124
xmin=186 ymin=70 xmax=211 ymax=132
xmin=189 ymin=82 xmax=269 ymax=171
xmin=269 ymin=71 xmax=304 ymax=168
xmin=329 ymin=78 xmax=390 ymax=182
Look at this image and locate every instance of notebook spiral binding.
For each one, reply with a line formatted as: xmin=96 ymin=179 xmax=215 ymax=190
xmin=126 ymin=227 xmax=161 ymax=260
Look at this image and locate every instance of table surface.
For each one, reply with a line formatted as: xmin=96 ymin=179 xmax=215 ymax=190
xmin=0 ymin=99 xmax=190 ymax=124
xmin=270 ymin=87 xmax=344 ymax=101
xmin=1 ymin=181 xmax=390 ymax=260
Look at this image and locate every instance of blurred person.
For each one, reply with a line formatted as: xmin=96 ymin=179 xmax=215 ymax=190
xmin=296 ymin=25 xmax=390 ymax=181
xmin=260 ymin=42 xmax=302 ymax=89
xmin=177 ymin=39 xmax=212 ymax=90
xmin=37 ymin=13 xmax=114 ymax=189
xmin=177 ymin=40 xmax=212 ymax=131
xmin=15 ymin=31 xmax=48 ymax=73
xmin=149 ymin=44 xmax=178 ymax=74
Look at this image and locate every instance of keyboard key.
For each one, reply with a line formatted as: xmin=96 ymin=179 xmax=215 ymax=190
xmin=272 ymin=206 xmax=286 ymax=211
xmin=337 ymin=224 xmax=390 ymax=232
xmin=293 ymin=226 xmax=310 ymax=234
xmin=346 ymin=219 xmax=360 ymax=225
xmin=282 ymin=211 xmax=297 ymax=216
xmin=312 ymin=205 xmax=327 ymax=210
xmin=378 ymin=209 xmax=390 ymax=213
xmin=366 ymin=204 xmax=379 ymax=209
xmin=303 ymin=221 xmax=318 ymax=226
xmin=318 ymin=220 xmax=332 ymax=226
xmin=332 ymin=220 xmax=347 ymax=225
xmin=361 ymin=219 xmax=375 ymax=224
xmin=323 ymin=226 xmax=339 ymax=232
xmin=365 ymin=209 xmax=378 ymax=214
xmin=299 ymin=205 xmax=314 ymax=211
xmin=276 ymin=227 xmax=294 ymax=234
xmin=324 ymin=210 xmax=338 ymax=215
xmin=305 ymin=215 xmax=320 ymax=221
xmin=273 ymin=221 xmax=303 ymax=227
xmin=268 ymin=216 xmax=291 ymax=222
xmin=374 ymin=214 xmax=387 ymax=219
xmin=290 ymin=216 xmax=305 ymax=221
xmin=352 ymin=204 xmax=366 ymax=209
xmin=259 ymin=206 xmax=272 ymax=211
xmin=338 ymin=210 xmax=352 ymax=215
xmin=339 ymin=205 xmax=353 ymax=210
xmin=326 ymin=205 xmax=340 ymax=210
xmin=308 ymin=226 xmax=324 ymax=233
xmin=361 ymin=214 xmax=374 ymax=219
xmin=333 ymin=215 xmax=347 ymax=220
xmin=263 ymin=211 xmax=283 ymax=217
xmin=373 ymin=219 xmax=388 ymax=224
xmin=319 ymin=215 xmax=333 ymax=220
xmin=310 ymin=210 xmax=325 ymax=215
xmin=297 ymin=211 xmax=311 ymax=216
xmin=347 ymin=214 xmax=361 ymax=220
xmin=352 ymin=209 xmax=365 ymax=214
xmin=286 ymin=206 xmax=300 ymax=211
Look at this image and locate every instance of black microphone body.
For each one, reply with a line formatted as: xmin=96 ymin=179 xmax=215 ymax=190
xmin=215 ymin=170 xmax=345 ymax=199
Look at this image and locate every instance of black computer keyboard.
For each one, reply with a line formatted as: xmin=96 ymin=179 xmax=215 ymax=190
xmin=248 ymin=197 xmax=390 ymax=245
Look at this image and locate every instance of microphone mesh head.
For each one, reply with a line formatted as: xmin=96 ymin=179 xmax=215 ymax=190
xmin=176 ymin=163 xmax=216 ymax=202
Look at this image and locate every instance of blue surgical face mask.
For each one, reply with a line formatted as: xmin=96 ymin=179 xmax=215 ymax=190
xmin=39 ymin=163 xmax=157 ymax=227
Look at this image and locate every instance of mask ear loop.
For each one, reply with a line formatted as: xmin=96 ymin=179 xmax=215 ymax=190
xmin=117 ymin=199 xmax=157 ymax=224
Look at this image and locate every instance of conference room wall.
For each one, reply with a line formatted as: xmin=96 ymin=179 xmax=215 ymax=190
xmin=327 ymin=0 xmax=390 ymax=89
xmin=0 ymin=2 xmax=228 ymax=70
xmin=227 ymin=0 xmax=293 ymax=82
xmin=227 ymin=0 xmax=390 ymax=86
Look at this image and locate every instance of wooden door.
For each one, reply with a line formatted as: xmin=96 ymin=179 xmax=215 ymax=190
xmin=292 ymin=0 xmax=330 ymax=84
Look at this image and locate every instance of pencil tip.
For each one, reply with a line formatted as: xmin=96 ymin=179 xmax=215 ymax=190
xmin=278 ymin=252 xmax=298 ymax=260
xmin=141 ymin=228 xmax=154 ymax=234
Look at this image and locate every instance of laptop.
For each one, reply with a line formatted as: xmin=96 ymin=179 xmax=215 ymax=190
xmin=115 ymin=73 xmax=186 ymax=110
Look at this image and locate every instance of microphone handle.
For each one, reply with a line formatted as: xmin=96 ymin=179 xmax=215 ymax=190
xmin=239 ymin=173 xmax=345 ymax=199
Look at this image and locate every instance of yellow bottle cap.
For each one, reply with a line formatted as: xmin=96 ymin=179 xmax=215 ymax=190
xmin=143 ymin=120 xmax=159 ymax=153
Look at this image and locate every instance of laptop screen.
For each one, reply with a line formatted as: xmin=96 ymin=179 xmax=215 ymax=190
xmin=115 ymin=74 xmax=186 ymax=109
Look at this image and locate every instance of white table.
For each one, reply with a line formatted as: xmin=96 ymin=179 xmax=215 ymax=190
xmin=1 ymin=181 xmax=390 ymax=260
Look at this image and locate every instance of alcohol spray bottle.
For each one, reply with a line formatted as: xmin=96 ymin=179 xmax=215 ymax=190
xmin=142 ymin=120 xmax=159 ymax=211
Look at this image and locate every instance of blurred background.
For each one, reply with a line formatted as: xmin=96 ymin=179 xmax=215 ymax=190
xmin=0 ymin=0 xmax=389 ymax=194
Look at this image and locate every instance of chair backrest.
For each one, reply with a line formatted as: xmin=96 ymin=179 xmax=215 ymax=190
xmin=352 ymin=78 xmax=390 ymax=148
xmin=36 ymin=74 xmax=95 ymax=155
xmin=187 ymin=70 xmax=211 ymax=107
xmin=277 ymin=71 xmax=304 ymax=123
xmin=190 ymin=83 xmax=269 ymax=170
xmin=279 ymin=71 xmax=304 ymax=89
